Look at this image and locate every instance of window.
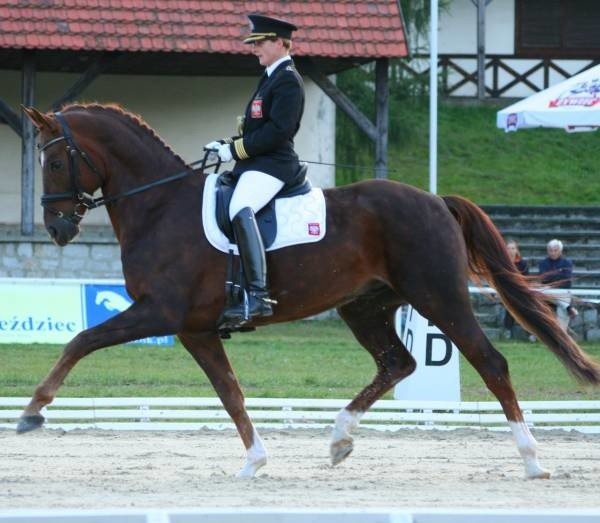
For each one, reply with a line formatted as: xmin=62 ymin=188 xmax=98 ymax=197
xmin=516 ymin=0 xmax=600 ymax=57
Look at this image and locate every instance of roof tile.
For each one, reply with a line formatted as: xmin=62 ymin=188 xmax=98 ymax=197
xmin=0 ymin=1 xmax=407 ymax=58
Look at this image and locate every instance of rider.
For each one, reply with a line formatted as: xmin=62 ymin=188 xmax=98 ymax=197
xmin=205 ymin=14 xmax=305 ymax=323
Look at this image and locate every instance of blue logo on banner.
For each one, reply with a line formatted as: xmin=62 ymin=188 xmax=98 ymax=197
xmin=83 ymin=284 xmax=174 ymax=346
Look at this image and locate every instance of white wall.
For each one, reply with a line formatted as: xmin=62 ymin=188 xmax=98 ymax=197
xmin=432 ymin=0 xmax=591 ymax=97
xmin=0 ymin=69 xmax=335 ymax=225
xmin=438 ymin=0 xmax=515 ymax=54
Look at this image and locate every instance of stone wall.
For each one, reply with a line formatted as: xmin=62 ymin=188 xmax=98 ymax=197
xmin=3 ymin=224 xmax=600 ymax=341
xmin=0 ymin=225 xmax=123 ymax=279
xmin=471 ymin=292 xmax=600 ymax=342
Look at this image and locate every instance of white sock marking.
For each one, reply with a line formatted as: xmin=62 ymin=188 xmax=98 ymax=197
xmin=332 ymin=408 xmax=363 ymax=443
xmin=237 ymin=428 xmax=267 ymax=478
xmin=509 ymin=420 xmax=550 ymax=478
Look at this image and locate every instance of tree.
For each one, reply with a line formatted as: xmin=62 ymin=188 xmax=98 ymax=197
xmin=335 ymin=0 xmax=452 ymax=184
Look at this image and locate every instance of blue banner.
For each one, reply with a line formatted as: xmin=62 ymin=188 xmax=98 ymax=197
xmin=82 ymin=284 xmax=174 ymax=346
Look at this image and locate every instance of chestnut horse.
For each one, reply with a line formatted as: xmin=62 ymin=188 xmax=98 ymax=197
xmin=19 ymin=104 xmax=600 ymax=479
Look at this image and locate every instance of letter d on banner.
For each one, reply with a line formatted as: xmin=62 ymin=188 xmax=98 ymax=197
xmin=393 ymin=305 xmax=461 ymax=401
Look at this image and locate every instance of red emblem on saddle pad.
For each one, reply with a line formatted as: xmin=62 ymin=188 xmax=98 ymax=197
xmin=308 ymin=223 xmax=320 ymax=236
xmin=251 ymin=98 xmax=263 ymax=118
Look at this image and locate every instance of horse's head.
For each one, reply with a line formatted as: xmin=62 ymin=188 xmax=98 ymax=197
xmin=23 ymin=106 xmax=104 ymax=246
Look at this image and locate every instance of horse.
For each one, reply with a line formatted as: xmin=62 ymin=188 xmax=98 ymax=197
xmin=19 ymin=103 xmax=600 ymax=479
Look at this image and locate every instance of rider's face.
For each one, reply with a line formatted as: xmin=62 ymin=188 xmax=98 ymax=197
xmin=252 ymin=38 xmax=286 ymax=67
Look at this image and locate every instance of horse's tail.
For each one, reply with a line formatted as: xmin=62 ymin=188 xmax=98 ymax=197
xmin=442 ymin=194 xmax=600 ymax=385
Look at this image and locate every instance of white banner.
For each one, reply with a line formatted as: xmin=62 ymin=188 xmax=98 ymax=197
xmin=0 ymin=279 xmax=173 ymax=346
xmin=0 ymin=280 xmax=83 ymax=344
xmin=393 ymin=305 xmax=461 ymax=401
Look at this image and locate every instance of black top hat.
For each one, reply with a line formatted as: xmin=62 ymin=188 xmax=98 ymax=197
xmin=243 ymin=14 xmax=298 ymax=44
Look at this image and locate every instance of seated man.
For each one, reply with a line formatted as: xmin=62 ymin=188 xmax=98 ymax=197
xmin=539 ymin=238 xmax=578 ymax=331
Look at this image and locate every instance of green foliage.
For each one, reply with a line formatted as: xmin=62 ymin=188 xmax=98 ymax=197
xmin=335 ymin=66 xmax=376 ymax=186
xmin=335 ymin=91 xmax=600 ymax=204
xmin=335 ymin=2 xmax=600 ymax=203
xmin=399 ymin=0 xmax=453 ymax=54
xmin=335 ymin=0 xmax=454 ymax=185
xmin=2 ymin=320 xmax=599 ymax=401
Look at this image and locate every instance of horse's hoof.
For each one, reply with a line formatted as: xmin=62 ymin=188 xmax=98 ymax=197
xmin=237 ymin=456 xmax=267 ymax=478
xmin=527 ymin=468 xmax=551 ymax=480
xmin=330 ymin=438 xmax=354 ymax=466
xmin=523 ymin=457 xmax=551 ymax=479
xmin=16 ymin=414 xmax=45 ymax=434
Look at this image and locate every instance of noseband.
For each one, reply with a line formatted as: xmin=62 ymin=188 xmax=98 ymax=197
xmin=39 ymin=112 xmax=103 ymax=225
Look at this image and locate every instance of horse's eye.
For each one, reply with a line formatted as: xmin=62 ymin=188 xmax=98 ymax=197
xmin=49 ymin=160 xmax=63 ymax=171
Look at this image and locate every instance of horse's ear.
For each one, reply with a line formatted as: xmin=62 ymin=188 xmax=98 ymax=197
xmin=21 ymin=106 xmax=57 ymax=131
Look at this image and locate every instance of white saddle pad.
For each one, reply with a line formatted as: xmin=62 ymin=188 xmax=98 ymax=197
xmin=202 ymin=173 xmax=326 ymax=254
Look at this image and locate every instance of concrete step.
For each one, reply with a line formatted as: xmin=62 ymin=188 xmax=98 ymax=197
xmin=498 ymin=229 xmax=600 ymax=242
xmin=482 ymin=206 xmax=600 ymax=288
xmin=491 ymin=217 xmax=600 ymax=230
xmin=516 ymin=242 xmax=600 ymax=253
xmin=482 ymin=204 xmax=600 ymax=219
xmin=471 ymin=206 xmax=600 ymax=334
xmin=525 ymin=257 xmax=600 ymax=270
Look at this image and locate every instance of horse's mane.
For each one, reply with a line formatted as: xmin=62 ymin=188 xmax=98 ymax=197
xmin=60 ymin=102 xmax=189 ymax=167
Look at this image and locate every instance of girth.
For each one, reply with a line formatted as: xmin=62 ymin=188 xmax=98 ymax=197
xmin=215 ymin=163 xmax=311 ymax=247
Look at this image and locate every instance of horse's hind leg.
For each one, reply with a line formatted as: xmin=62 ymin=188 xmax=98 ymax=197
xmin=178 ymin=331 xmax=267 ymax=478
xmin=410 ymin=288 xmax=550 ymax=479
xmin=332 ymin=286 xmax=415 ymax=465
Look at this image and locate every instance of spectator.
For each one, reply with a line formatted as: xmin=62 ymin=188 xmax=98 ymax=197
xmin=503 ymin=239 xmax=530 ymax=339
xmin=538 ymin=238 xmax=578 ymax=331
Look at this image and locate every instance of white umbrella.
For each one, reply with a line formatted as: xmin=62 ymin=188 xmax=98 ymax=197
xmin=497 ymin=64 xmax=600 ymax=133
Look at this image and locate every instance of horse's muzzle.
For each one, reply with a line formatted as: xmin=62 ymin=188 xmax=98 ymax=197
xmin=46 ymin=217 xmax=80 ymax=246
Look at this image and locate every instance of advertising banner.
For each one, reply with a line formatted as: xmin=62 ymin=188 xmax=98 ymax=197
xmin=393 ymin=305 xmax=461 ymax=401
xmin=0 ymin=280 xmax=83 ymax=344
xmin=0 ymin=279 xmax=173 ymax=346
xmin=82 ymin=283 xmax=174 ymax=346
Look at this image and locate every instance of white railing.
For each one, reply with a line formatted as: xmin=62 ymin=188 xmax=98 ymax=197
xmin=1 ymin=507 xmax=600 ymax=523
xmin=469 ymin=285 xmax=600 ymax=305
xmin=2 ymin=397 xmax=599 ymax=433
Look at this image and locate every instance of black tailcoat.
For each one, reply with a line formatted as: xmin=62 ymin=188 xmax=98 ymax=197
xmin=230 ymin=58 xmax=305 ymax=183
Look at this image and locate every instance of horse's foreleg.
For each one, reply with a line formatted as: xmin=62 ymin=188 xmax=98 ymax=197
xmin=332 ymin=293 xmax=414 ymax=465
xmin=18 ymin=299 xmax=180 ymax=433
xmin=179 ymin=332 xmax=267 ymax=478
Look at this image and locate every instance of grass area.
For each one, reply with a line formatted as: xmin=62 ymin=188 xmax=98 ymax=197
xmin=2 ymin=320 xmax=599 ymax=402
xmin=336 ymin=100 xmax=600 ymax=205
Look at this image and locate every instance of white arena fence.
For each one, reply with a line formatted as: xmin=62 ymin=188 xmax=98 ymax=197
xmin=1 ymin=507 xmax=600 ymax=523
xmin=469 ymin=285 xmax=600 ymax=302
xmin=1 ymin=397 xmax=599 ymax=433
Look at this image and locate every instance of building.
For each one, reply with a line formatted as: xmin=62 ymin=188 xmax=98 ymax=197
xmin=416 ymin=0 xmax=600 ymax=98
xmin=0 ymin=1 xmax=407 ymax=278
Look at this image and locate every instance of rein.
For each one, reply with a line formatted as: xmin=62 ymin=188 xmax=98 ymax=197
xmin=39 ymin=111 xmax=221 ymax=223
xmin=81 ymin=155 xmax=219 ymax=210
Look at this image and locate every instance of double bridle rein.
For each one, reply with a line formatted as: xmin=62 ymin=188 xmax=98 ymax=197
xmin=39 ymin=111 xmax=221 ymax=225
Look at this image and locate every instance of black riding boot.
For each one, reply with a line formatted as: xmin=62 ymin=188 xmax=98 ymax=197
xmin=222 ymin=207 xmax=275 ymax=323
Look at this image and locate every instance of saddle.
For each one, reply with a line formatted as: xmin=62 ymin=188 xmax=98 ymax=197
xmin=215 ymin=163 xmax=311 ymax=247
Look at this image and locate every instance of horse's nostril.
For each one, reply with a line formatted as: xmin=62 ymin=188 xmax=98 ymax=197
xmin=46 ymin=218 xmax=78 ymax=246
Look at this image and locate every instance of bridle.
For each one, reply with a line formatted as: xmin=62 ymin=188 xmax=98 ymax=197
xmin=38 ymin=111 xmax=221 ymax=226
xmin=39 ymin=111 xmax=104 ymax=225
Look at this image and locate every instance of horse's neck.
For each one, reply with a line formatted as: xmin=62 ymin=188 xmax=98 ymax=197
xmin=103 ymin=163 xmax=207 ymax=246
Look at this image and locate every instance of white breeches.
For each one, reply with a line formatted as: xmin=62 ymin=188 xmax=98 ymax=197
xmin=229 ymin=170 xmax=285 ymax=220
xmin=542 ymin=288 xmax=573 ymax=310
